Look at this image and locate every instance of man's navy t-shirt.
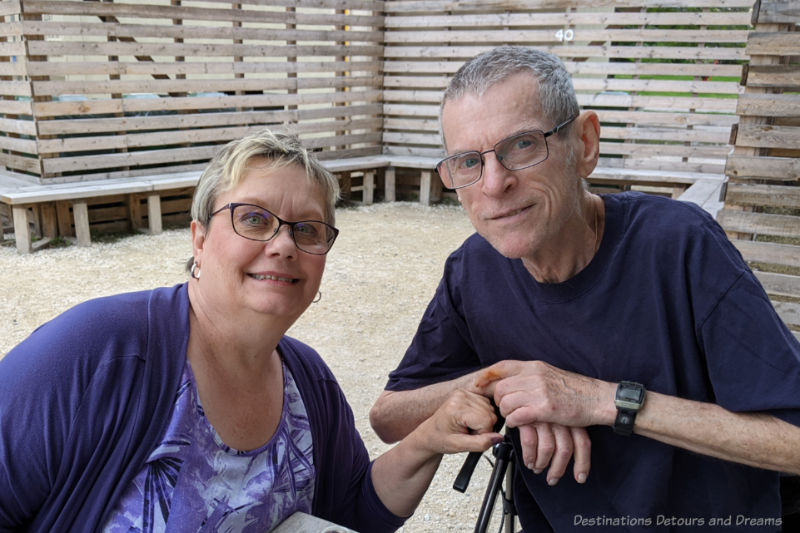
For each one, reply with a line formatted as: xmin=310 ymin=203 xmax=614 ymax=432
xmin=387 ymin=192 xmax=800 ymax=532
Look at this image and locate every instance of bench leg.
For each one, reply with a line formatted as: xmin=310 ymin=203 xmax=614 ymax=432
xmin=147 ymin=194 xmax=163 ymax=234
xmin=419 ymin=170 xmax=432 ymax=205
xmin=362 ymin=171 xmax=375 ymax=205
xmin=384 ymin=167 xmax=396 ymax=202
xmin=12 ymin=206 xmax=32 ymax=253
xmin=73 ymin=201 xmax=91 ymax=246
xmin=41 ymin=203 xmax=57 ymax=240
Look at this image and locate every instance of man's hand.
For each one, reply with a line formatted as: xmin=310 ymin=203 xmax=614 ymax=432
xmin=474 ymin=360 xmax=615 ymax=485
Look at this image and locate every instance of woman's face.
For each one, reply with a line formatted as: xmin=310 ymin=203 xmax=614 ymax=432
xmin=191 ymin=157 xmax=329 ymax=330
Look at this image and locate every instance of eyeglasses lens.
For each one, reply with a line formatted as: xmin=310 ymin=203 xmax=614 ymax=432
xmin=496 ymin=131 xmax=547 ymax=170
xmin=438 ymin=130 xmax=548 ymax=189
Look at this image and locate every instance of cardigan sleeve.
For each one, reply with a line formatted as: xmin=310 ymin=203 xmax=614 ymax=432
xmin=280 ymin=337 xmax=407 ymax=533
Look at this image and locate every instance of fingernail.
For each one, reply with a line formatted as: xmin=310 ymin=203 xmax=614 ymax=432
xmin=577 ymin=473 xmax=587 ymax=484
xmin=492 ymin=436 xmax=504 ymax=445
xmin=532 ymin=467 xmax=543 ymax=474
xmin=547 ymin=477 xmax=559 ymax=486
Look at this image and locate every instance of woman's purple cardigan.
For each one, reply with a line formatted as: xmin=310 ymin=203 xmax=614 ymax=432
xmin=0 ymin=283 xmax=405 ymax=532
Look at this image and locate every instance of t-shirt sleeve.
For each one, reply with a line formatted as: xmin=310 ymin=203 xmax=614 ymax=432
xmin=689 ymin=216 xmax=800 ymax=427
xmin=699 ymin=268 xmax=800 ymax=427
xmin=385 ymin=249 xmax=482 ymax=391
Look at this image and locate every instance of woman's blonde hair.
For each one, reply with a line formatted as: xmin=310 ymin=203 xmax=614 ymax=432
xmin=191 ymin=129 xmax=339 ymax=228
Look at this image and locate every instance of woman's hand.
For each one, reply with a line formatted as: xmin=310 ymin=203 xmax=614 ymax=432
xmin=371 ymin=389 xmax=502 ymax=518
xmin=414 ymin=389 xmax=503 ymax=455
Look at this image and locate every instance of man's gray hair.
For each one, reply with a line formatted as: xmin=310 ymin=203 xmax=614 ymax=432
xmin=442 ymin=45 xmax=579 ymax=127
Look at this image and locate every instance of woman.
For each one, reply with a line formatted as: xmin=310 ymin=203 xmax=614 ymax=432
xmin=0 ymin=130 xmax=502 ymax=532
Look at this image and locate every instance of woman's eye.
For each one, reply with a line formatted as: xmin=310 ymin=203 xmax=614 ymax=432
xmin=241 ymin=212 xmax=269 ymax=225
xmin=294 ymin=223 xmax=318 ymax=236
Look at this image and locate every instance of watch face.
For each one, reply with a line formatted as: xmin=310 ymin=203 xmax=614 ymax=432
xmin=619 ymin=387 xmax=644 ymax=403
xmin=615 ymin=382 xmax=645 ymax=410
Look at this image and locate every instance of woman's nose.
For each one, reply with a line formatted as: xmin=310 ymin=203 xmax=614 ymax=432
xmin=265 ymin=224 xmax=297 ymax=257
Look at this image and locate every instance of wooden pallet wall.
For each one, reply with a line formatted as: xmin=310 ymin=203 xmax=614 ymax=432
xmin=718 ymin=0 xmax=800 ymax=337
xmin=382 ymin=0 xmax=753 ymax=183
xmin=0 ymin=0 xmax=384 ymax=183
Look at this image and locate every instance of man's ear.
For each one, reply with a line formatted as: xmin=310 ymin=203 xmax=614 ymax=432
xmin=574 ymin=110 xmax=601 ymax=179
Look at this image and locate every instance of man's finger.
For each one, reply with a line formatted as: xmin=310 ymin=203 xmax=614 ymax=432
xmin=473 ymin=360 xmax=522 ymax=389
xmin=545 ymin=424 xmax=574 ymax=486
xmin=518 ymin=423 xmax=540 ymax=472
xmin=571 ymin=426 xmax=591 ymax=484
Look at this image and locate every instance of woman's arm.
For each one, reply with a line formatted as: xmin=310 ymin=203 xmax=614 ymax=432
xmin=370 ymin=389 xmax=501 ymax=518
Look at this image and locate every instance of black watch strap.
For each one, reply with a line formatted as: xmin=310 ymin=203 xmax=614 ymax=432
xmin=614 ymin=408 xmax=638 ymax=436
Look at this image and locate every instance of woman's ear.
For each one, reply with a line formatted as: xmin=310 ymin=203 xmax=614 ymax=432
xmin=190 ymin=219 xmax=207 ymax=265
xmin=574 ymin=111 xmax=601 ymax=179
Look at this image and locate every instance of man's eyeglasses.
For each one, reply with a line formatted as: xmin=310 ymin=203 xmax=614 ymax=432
xmin=435 ymin=115 xmax=578 ymax=190
xmin=210 ymin=203 xmax=339 ymax=255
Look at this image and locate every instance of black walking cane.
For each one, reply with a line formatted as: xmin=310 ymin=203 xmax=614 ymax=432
xmin=453 ymin=415 xmax=517 ymax=533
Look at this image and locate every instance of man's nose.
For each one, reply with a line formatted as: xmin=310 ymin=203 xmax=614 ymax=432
xmin=480 ymin=151 xmax=514 ymax=195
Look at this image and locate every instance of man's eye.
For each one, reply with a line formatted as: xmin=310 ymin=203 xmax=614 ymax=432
xmin=460 ymin=156 xmax=480 ymax=169
xmin=515 ymin=138 xmax=534 ymax=150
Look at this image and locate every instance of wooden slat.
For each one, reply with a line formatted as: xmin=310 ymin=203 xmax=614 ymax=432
xmin=732 ymin=240 xmax=800 ymax=269
xmin=745 ymin=65 xmax=800 ymax=88
xmin=383 ymin=0 xmax=754 ymax=13
xmin=754 ymin=271 xmax=800 ymax=300
xmin=19 ymin=20 xmax=381 ymax=43
xmin=24 ymin=59 xmax=382 ymax=77
xmin=754 ymin=0 xmax=800 ymax=24
xmin=31 ymin=75 xmax=381 ymax=97
xmin=385 ymin=28 xmax=750 ymax=45
xmin=734 ymin=124 xmax=800 ymax=151
xmin=726 ymin=155 xmax=800 ymax=181
xmin=736 ymin=93 xmax=800 ymax=117
xmin=774 ymin=301 xmax=800 ymax=329
xmin=21 ymin=1 xmax=383 ymax=27
xmin=724 ymin=183 xmax=800 ymax=209
xmin=26 ymin=41 xmax=383 ymax=59
xmin=747 ymin=32 xmax=800 ymax=56
xmin=386 ymin=10 xmax=750 ymax=28
xmin=717 ymin=210 xmax=800 ymax=239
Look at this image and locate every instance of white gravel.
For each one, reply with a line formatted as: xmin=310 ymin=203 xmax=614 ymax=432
xmin=0 ymin=202 xmax=507 ymax=532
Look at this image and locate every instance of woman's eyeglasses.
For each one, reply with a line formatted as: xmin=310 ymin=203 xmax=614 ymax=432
xmin=210 ymin=203 xmax=339 ymax=255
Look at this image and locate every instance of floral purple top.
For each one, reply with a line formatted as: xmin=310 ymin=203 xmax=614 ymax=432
xmin=103 ymin=359 xmax=315 ymax=533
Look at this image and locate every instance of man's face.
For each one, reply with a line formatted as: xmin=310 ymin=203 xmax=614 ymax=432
xmin=441 ymin=73 xmax=581 ymax=261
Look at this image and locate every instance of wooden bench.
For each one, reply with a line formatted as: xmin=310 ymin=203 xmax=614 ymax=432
xmin=0 ymin=170 xmax=200 ymax=253
xmin=0 ymin=155 xmax=448 ymax=253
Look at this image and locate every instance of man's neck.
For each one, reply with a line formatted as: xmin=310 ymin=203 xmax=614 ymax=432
xmin=521 ymin=193 xmax=604 ymax=284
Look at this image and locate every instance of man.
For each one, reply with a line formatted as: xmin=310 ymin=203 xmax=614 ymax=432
xmin=370 ymin=46 xmax=800 ymax=531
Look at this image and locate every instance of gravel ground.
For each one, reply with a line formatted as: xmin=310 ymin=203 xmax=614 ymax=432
xmin=0 ymin=202 xmax=506 ymax=532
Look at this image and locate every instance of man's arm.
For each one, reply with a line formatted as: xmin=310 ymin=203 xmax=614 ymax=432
xmin=480 ymin=359 xmax=800 ymax=475
xmin=370 ymin=370 xmax=593 ymax=485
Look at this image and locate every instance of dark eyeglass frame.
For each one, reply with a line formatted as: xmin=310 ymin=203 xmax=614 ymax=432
xmin=435 ymin=115 xmax=578 ymax=190
xmin=210 ymin=202 xmax=339 ymax=255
